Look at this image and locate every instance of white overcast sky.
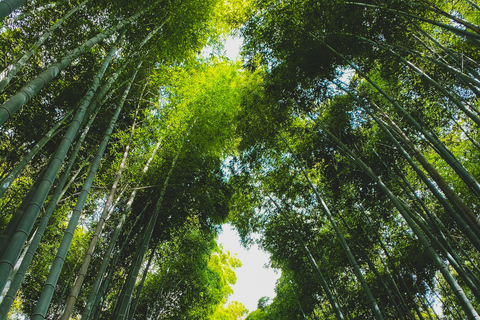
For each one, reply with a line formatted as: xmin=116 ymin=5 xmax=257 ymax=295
xmin=217 ymin=224 xmax=280 ymax=313
xmin=224 ymin=36 xmax=243 ymax=60
xmin=201 ymin=34 xmax=243 ymax=61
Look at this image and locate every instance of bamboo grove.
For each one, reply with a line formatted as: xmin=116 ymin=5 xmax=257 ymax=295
xmin=0 ymin=0 xmax=480 ymax=319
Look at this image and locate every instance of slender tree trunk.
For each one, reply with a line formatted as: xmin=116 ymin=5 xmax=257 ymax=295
xmin=422 ymin=292 xmax=440 ymax=320
xmin=111 ymin=218 xmax=154 ymax=320
xmin=0 ymin=3 xmax=150 ymax=126
xmin=82 ymin=139 xmax=161 ymax=320
xmin=346 ymin=2 xmax=480 ymax=44
xmin=269 ymin=197 xmax=346 ymax=320
xmin=0 ymin=163 xmax=48 ymax=258
xmin=113 ymin=149 xmax=182 ymax=320
xmin=375 ymin=108 xmax=480 ymax=234
xmin=419 ymin=53 xmax=480 ymax=89
xmin=359 ymin=204 xmax=426 ymax=320
xmin=323 ymin=42 xmax=480 ymax=201
xmin=332 ymin=81 xmax=480 ymax=251
xmin=127 ymin=240 xmax=158 ymax=320
xmin=4 ymin=0 xmax=69 ymax=24
xmin=355 ymin=92 xmax=480 ymax=247
xmin=0 ymin=1 xmax=167 ymax=127
xmin=0 ymin=41 xmax=117 ymax=295
xmin=0 ymin=160 xmax=86 ymax=320
xmin=0 ymin=133 xmax=90 ymax=306
xmin=335 ymin=209 xmax=407 ymax=320
xmin=31 ymin=62 xmax=139 ymax=319
xmin=0 ymin=0 xmax=27 ymax=21
xmin=280 ymin=134 xmax=385 ymax=320
xmin=148 ymin=255 xmax=172 ymax=320
xmin=451 ymin=117 xmax=480 ymax=153
xmin=317 ymin=122 xmax=480 ymax=319
xmin=81 ymin=213 xmax=128 ymax=320
xmin=396 ymin=195 xmax=480 ymax=303
xmin=435 ymin=276 xmax=463 ymax=320
xmin=466 ymin=0 xmax=480 ymax=12
xmin=90 ymin=182 xmax=157 ymax=320
xmin=89 ymin=213 xmax=146 ymax=320
xmin=429 ymin=4 xmax=480 ymax=33
xmin=414 ymin=28 xmax=480 ymax=82
xmin=333 ymin=83 xmax=480 ymax=299
xmin=108 ymin=121 xmax=190 ymax=320
xmin=0 ymin=226 xmax=32 ymax=303
xmin=385 ymin=156 xmax=480 ymax=291
xmin=59 ymin=99 xmax=141 ymax=320
xmin=391 ymin=155 xmax=480 ymax=274
xmin=353 ymin=35 xmax=480 ymax=126
xmin=0 ymin=108 xmax=74 ymax=198
xmin=0 ymin=0 xmax=90 ymax=93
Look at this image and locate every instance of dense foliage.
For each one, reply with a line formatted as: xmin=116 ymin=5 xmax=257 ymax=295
xmin=1 ymin=0 xmax=480 ymax=319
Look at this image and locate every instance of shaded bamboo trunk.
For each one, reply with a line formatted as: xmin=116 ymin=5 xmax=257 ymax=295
xmin=359 ymin=204 xmax=427 ymax=320
xmin=0 ymin=102 xmax=98 ymax=300
xmin=353 ymin=35 xmax=480 ymax=126
xmin=59 ymin=96 xmax=142 ymax=320
xmin=148 ymin=255 xmax=173 ymax=319
xmin=383 ymin=156 xmax=480 ymax=291
xmin=109 ymin=121 xmax=191 ymax=320
xmin=89 ymin=213 xmax=146 ymax=320
xmin=0 ymin=3 xmax=150 ymax=126
xmin=323 ymin=42 xmax=480 ymax=201
xmin=346 ymin=2 xmax=480 ymax=44
xmin=269 ymin=196 xmax=346 ymax=320
xmin=31 ymin=64 xmax=138 ymax=319
xmin=332 ymin=80 xmax=480 ymax=251
xmin=280 ymin=134 xmax=385 ymax=320
xmin=414 ymin=28 xmax=480 ymax=86
xmin=0 ymin=41 xmax=117 ymax=295
xmin=82 ymin=139 xmax=161 ymax=320
xmin=0 ymin=0 xmax=90 ymax=93
xmin=81 ymin=213 xmax=128 ymax=320
xmin=0 ymin=160 xmax=86 ymax=320
xmin=0 ymin=163 xmax=49 ymax=258
xmin=0 ymin=223 xmax=33 ymax=303
xmin=376 ymin=108 xmax=480 ymax=234
xmin=0 ymin=0 xmax=27 ymax=21
xmin=127 ymin=240 xmax=158 ymax=320
xmin=317 ymin=122 xmax=480 ymax=319
xmin=4 ymin=1 xmax=69 ymax=24
xmin=112 ymin=150 xmax=181 ymax=320
xmin=335 ymin=209 xmax=407 ymax=320
xmin=0 ymin=164 xmax=82 ymax=318
xmin=0 ymin=108 xmax=74 ymax=198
